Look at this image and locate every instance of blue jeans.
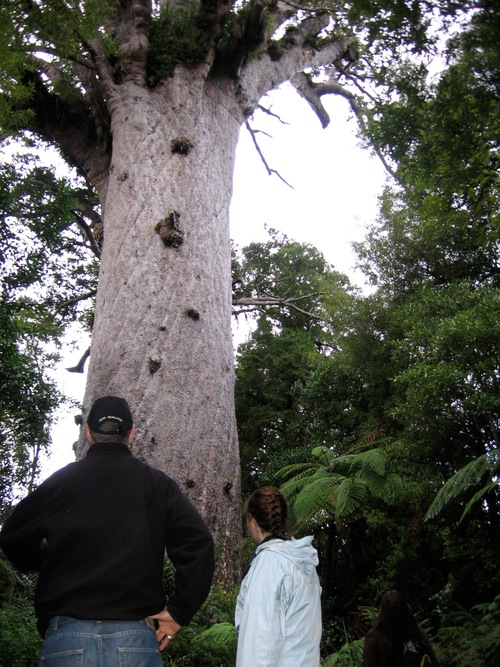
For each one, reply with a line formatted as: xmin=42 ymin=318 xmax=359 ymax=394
xmin=38 ymin=616 xmax=163 ymax=666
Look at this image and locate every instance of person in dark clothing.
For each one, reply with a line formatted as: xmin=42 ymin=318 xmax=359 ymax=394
xmin=363 ymin=590 xmax=439 ymax=667
xmin=0 ymin=395 xmax=215 ymax=666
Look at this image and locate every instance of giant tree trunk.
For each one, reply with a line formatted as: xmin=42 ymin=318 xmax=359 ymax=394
xmin=76 ymin=70 xmax=244 ymax=586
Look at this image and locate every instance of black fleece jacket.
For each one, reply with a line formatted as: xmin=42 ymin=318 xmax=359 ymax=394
xmin=0 ymin=442 xmax=215 ymax=635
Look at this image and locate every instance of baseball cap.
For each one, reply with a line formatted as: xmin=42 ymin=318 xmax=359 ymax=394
xmin=87 ymin=396 xmax=133 ymax=435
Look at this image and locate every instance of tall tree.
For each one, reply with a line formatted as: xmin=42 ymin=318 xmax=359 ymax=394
xmin=351 ymin=2 xmax=500 ymax=607
xmin=0 ymin=152 xmax=96 ymax=509
xmin=233 ymin=230 xmax=356 ymax=492
xmin=0 ymin=0 xmax=472 ymax=581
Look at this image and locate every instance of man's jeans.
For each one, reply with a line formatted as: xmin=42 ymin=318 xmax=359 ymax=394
xmin=37 ymin=616 xmax=163 ymax=666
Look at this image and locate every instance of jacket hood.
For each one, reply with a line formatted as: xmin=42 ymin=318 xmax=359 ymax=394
xmin=254 ymin=536 xmax=319 ymax=574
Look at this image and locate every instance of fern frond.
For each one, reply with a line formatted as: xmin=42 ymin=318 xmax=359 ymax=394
xmin=358 ymin=469 xmax=402 ymax=504
xmin=311 ymin=446 xmax=333 ymax=464
xmin=275 ymin=462 xmax=314 ymax=483
xmin=334 ymin=448 xmax=387 ymax=476
xmin=293 ymin=476 xmax=340 ymax=525
xmin=335 ymin=477 xmax=368 ymax=519
xmin=459 ymin=480 xmax=497 ymax=523
xmin=280 ymin=470 xmax=316 ymax=499
xmin=425 ymin=449 xmax=500 ymax=521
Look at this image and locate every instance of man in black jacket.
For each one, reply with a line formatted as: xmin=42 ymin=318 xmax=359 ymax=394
xmin=0 ymin=395 xmax=215 ymax=666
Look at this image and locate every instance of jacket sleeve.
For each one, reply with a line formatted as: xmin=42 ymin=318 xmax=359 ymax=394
xmin=160 ymin=476 xmax=215 ymax=626
xmin=0 ymin=486 xmax=47 ymax=572
xmin=235 ymin=555 xmax=287 ymax=667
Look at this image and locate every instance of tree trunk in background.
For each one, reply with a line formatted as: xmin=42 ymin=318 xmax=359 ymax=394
xmin=76 ymin=70 xmax=243 ymax=585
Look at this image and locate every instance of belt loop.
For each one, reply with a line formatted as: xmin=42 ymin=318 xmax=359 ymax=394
xmin=49 ymin=615 xmax=75 ymax=632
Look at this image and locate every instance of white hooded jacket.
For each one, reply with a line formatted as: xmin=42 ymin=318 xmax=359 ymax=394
xmin=235 ymin=536 xmax=322 ymax=667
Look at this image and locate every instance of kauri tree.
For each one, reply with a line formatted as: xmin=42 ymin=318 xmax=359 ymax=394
xmin=0 ymin=0 xmax=472 ymax=583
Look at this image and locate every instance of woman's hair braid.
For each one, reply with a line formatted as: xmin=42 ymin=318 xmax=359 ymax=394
xmin=246 ymin=487 xmax=290 ymax=540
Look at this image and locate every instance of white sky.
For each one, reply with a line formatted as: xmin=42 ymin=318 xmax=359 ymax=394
xmin=41 ymin=83 xmax=388 ymax=479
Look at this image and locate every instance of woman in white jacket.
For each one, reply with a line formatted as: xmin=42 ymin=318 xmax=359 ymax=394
xmin=235 ymin=487 xmax=322 ymax=667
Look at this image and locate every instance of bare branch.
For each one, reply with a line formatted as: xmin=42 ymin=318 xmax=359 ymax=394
xmin=256 ymin=104 xmax=290 ymax=125
xmin=245 ymin=121 xmax=294 ymax=188
xmin=293 ymin=70 xmax=402 ymax=185
xmin=72 ymin=208 xmax=102 ymax=259
xmin=233 ymin=294 xmax=322 ymax=319
xmin=55 ymin=289 xmax=97 ymax=315
xmin=291 ymin=71 xmax=331 ymax=128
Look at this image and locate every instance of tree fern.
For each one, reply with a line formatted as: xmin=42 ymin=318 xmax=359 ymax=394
xmin=277 ymin=438 xmax=398 ymax=531
xmin=337 ymin=448 xmax=387 ymax=476
xmin=278 ymin=461 xmax=316 ymax=482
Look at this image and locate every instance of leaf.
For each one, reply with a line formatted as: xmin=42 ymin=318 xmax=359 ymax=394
xmin=425 ymin=449 xmax=500 ymax=521
xmin=293 ymin=476 xmax=341 ymax=525
xmin=335 ymin=477 xmax=368 ymax=519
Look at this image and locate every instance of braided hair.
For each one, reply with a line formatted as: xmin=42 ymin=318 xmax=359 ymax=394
xmin=246 ymin=487 xmax=290 ymax=540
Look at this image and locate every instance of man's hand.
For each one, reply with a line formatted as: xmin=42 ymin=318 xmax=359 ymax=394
xmin=147 ymin=609 xmax=182 ymax=650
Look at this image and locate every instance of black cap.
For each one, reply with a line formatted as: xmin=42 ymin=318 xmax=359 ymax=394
xmin=87 ymin=396 xmax=133 ymax=435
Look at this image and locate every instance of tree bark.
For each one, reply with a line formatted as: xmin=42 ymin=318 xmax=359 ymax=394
xmin=76 ymin=70 xmax=244 ymax=586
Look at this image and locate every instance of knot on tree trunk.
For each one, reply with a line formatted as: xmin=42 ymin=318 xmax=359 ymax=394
xmin=154 ymin=210 xmax=184 ymax=247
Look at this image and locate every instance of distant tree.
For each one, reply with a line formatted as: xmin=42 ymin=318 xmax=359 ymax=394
xmin=351 ymin=1 xmax=500 ymax=606
xmin=233 ymin=230 xmax=357 ymax=493
xmin=355 ymin=1 xmax=500 ymax=523
xmin=0 ymin=153 xmax=97 ymax=508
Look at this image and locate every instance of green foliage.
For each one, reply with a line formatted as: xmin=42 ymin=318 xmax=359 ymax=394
xmin=234 ymin=229 xmax=357 ymax=494
xmin=434 ymin=594 xmax=500 ymax=666
xmin=0 ymin=582 xmax=41 ymax=667
xmin=0 ymin=146 xmax=97 ymax=506
xmin=164 ymin=586 xmax=237 ymax=666
xmin=0 ymin=294 xmax=61 ymax=508
xmin=277 ymin=442 xmax=402 ymax=530
xmin=322 ymin=636 xmax=364 ymax=666
xmin=148 ymin=0 xmax=212 ymax=80
xmin=0 ymin=144 xmax=99 ymax=325
xmin=0 ymin=0 xmax=117 ymax=131
xmin=425 ymin=449 xmax=500 ymax=522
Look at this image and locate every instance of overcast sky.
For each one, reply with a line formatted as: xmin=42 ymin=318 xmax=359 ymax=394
xmin=42 ymin=83 xmax=388 ymax=478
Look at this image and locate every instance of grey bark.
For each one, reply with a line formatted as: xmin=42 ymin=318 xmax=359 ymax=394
xmin=75 ymin=71 xmax=243 ymax=584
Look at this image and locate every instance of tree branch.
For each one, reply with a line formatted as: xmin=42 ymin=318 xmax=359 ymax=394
xmin=107 ymin=0 xmax=151 ymax=85
xmin=66 ymin=347 xmax=91 ymax=374
xmin=292 ymin=69 xmax=402 ymax=184
xmin=55 ymin=290 xmax=97 ymax=315
xmin=233 ymin=294 xmax=322 ymax=319
xmin=72 ymin=207 xmax=102 ymax=259
xmin=238 ymin=12 xmax=354 ymax=113
xmin=245 ymin=120 xmax=293 ymax=188
xmin=290 ymin=70 xmax=332 ymax=128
